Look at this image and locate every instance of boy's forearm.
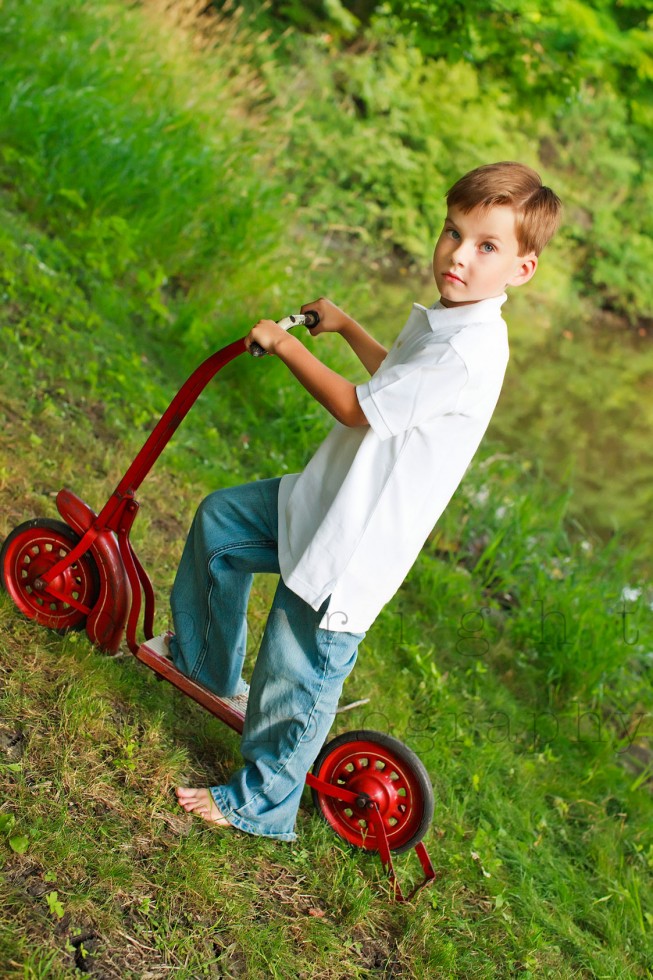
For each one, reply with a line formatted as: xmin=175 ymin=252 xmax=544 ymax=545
xmin=339 ymin=317 xmax=388 ymax=376
xmin=273 ymin=333 xmax=368 ymax=427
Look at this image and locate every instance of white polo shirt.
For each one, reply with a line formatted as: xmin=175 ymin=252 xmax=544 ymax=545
xmin=277 ymin=294 xmax=509 ymax=633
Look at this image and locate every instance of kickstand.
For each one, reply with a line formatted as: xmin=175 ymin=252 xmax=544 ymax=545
xmin=306 ymin=772 xmax=437 ymax=903
xmin=365 ymin=800 xmax=437 ymax=902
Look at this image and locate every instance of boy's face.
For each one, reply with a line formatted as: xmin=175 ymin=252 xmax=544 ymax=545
xmin=432 ymin=204 xmax=537 ymax=308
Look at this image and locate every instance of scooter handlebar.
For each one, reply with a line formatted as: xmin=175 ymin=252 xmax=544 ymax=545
xmin=249 ymin=310 xmax=320 ymax=358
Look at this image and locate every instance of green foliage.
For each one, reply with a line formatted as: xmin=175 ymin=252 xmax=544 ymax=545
xmin=228 ymin=0 xmax=362 ymax=37
xmin=487 ymin=284 xmax=653 ymax=534
xmin=215 ymin=0 xmax=653 ymax=324
xmin=383 ymin=0 xmax=653 ymax=111
xmin=0 ymin=813 xmax=30 ymax=855
xmin=267 ymin=40 xmax=534 ymax=262
xmin=546 ymin=87 xmax=653 ymax=322
xmin=45 ymin=892 xmax=65 ymax=920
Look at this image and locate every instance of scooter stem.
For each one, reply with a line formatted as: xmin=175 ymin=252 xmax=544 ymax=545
xmin=100 ymin=337 xmax=247 ymax=521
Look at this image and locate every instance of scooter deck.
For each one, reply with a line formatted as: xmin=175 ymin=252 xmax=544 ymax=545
xmin=135 ymin=634 xmax=246 ymax=734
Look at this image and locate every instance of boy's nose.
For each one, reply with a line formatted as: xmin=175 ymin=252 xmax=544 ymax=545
xmin=450 ymin=241 xmax=470 ymax=266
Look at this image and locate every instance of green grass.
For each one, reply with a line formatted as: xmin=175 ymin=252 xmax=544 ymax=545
xmin=1 ymin=1 xmax=652 ymax=978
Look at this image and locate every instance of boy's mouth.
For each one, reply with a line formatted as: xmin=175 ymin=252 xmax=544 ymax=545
xmin=443 ymin=271 xmax=465 ymax=284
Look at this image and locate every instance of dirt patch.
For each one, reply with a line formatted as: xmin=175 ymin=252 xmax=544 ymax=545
xmin=0 ymin=724 xmax=26 ymax=762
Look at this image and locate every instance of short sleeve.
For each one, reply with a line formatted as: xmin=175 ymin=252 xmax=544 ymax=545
xmin=356 ymin=342 xmax=468 ymax=441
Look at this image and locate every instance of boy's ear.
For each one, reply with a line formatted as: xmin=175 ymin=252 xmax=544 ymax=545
xmin=508 ymin=253 xmax=538 ymax=288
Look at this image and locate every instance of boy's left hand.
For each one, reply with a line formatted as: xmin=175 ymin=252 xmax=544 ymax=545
xmin=245 ymin=319 xmax=289 ymax=356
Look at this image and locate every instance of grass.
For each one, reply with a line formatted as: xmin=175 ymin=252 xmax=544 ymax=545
xmin=1 ymin=208 xmax=652 ymax=980
xmin=5 ymin=604 xmax=651 ymax=978
xmin=1 ymin=1 xmax=652 ymax=977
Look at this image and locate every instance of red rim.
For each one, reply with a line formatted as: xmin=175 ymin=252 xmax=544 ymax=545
xmin=311 ymin=732 xmax=433 ymax=854
xmin=1 ymin=520 xmax=99 ymax=631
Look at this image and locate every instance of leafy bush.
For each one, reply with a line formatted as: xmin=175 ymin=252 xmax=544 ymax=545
xmin=207 ymin=0 xmax=653 ymax=324
xmin=264 ymin=40 xmax=535 ymax=262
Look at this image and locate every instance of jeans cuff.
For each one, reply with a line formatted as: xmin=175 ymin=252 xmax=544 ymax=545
xmin=210 ymin=786 xmax=298 ymax=842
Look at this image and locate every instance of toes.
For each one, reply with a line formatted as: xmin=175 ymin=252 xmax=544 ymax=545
xmin=176 ymin=787 xmax=206 ymax=807
xmin=178 ymin=795 xmax=204 ymax=813
xmin=175 ymin=787 xmax=231 ymax=827
xmin=176 ymin=787 xmax=207 ymax=814
xmin=175 ymin=786 xmax=195 ymax=800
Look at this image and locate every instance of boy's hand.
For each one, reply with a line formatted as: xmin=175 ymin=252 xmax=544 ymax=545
xmin=245 ymin=319 xmax=290 ymax=356
xmin=300 ymin=298 xmax=354 ymax=336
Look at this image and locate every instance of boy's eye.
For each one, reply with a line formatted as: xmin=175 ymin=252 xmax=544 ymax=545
xmin=480 ymin=242 xmax=495 ymax=253
xmin=447 ymin=228 xmax=461 ymax=240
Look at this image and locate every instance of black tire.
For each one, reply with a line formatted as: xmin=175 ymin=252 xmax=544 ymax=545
xmin=311 ymin=729 xmax=434 ymax=854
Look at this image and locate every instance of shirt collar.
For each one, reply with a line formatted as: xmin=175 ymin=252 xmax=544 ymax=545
xmin=415 ymin=293 xmax=507 ymax=337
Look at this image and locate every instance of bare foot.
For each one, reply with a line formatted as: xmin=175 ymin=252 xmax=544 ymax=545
xmin=175 ymin=787 xmax=232 ymax=828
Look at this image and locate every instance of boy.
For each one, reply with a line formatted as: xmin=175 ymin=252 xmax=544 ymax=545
xmin=173 ymin=161 xmax=561 ymax=838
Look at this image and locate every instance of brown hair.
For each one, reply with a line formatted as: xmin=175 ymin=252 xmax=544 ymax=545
xmin=446 ymin=162 xmax=562 ymax=256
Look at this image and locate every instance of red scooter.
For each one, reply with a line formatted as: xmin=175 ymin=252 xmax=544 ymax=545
xmin=1 ymin=313 xmax=435 ymax=901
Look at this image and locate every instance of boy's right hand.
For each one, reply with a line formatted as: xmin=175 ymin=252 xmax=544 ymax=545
xmin=300 ymin=298 xmax=354 ymax=336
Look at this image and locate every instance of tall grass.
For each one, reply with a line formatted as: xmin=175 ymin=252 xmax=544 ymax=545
xmin=0 ymin=0 xmax=290 ymax=341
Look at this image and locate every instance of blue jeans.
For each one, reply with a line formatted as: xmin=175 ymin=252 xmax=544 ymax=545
xmin=169 ymin=478 xmax=363 ymax=841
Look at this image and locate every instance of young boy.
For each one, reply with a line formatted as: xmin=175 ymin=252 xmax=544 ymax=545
xmin=173 ymin=161 xmax=561 ymax=839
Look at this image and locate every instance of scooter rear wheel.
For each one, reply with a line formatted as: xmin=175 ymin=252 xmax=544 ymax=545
xmin=311 ymin=730 xmax=434 ymax=854
xmin=1 ymin=518 xmax=100 ymax=632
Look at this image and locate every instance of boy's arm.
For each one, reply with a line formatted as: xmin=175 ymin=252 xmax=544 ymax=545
xmin=246 ymin=320 xmax=368 ymax=428
xmin=300 ymin=298 xmax=388 ymax=376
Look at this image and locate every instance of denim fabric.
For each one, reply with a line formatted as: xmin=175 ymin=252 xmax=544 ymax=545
xmin=169 ymin=478 xmax=363 ymax=841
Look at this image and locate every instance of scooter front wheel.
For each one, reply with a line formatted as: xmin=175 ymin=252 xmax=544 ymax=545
xmin=311 ymin=730 xmax=434 ymax=855
xmin=1 ymin=518 xmax=100 ymax=632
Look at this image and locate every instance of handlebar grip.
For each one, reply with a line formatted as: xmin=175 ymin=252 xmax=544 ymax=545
xmin=248 ymin=310 xmax=321 ymax=357
xmin=303 ymin=309 xmax=320 ymax=329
